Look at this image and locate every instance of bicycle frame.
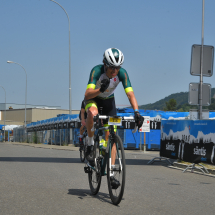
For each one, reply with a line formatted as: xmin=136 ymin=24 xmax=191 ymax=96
xmin=87 ymin=115 xmax=137 ymax=175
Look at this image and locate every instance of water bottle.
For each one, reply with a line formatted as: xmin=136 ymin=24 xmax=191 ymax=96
xmin=99 ymin=139 xmax=107 ymax=156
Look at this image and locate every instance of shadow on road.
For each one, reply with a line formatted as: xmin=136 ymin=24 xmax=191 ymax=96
xmin=125 ymin=158 xmax=175 ymax=166
xmin=0 ymin=157 xmax=175 ymax=167
xmin=68 ymin=189 xmax=114 ymax=205
xmin=0 ymin=157 xmax=81 ymax=163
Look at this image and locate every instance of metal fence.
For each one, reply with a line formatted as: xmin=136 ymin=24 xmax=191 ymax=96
xmin=13 ymin=127 xmax=74 ymax=146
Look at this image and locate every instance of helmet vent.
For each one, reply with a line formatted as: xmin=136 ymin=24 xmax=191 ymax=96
xmin=120 ymin=56 xmax=123 ymax=63
xmin=109 ymin=56 xmax=114 ymax=64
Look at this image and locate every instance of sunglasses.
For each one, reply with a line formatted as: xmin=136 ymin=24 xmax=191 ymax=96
xmin=107 ymin=65 xmax=121 ymax=70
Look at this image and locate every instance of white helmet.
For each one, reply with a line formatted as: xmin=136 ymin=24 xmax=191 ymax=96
xmin=103 ymin=48 xmax=124 ymax=67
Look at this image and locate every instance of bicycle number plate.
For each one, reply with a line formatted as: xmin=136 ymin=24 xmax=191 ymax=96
xmin=108 ymin=117 xmax=122 ymax=126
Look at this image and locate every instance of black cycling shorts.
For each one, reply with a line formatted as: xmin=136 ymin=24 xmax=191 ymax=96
xmin=85 ymin=97 xmax=116 ymax=124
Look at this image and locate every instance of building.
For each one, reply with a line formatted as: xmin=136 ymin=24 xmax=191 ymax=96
xmin=0 ymin=103 xmax=79 ymax=126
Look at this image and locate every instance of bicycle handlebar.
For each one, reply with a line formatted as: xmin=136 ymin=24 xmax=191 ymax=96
xmin=91 ymin=115 xmax=139 ymax=133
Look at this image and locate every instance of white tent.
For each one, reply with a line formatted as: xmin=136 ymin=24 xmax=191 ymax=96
xmin=2 ymin=125 xmax=21 ymax=130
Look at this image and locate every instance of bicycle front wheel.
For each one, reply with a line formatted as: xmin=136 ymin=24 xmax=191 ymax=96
xmin=88 ymin=140 xmax=102 ymax=195
xmin=107 ymin=134 xmax=126 ymax=205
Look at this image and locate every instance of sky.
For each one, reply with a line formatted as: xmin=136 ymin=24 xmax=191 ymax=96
xmin=1 ymin=0 xmax=215 ymax=110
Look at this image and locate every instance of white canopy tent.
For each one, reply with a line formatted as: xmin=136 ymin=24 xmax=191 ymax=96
xmin=2 ymin=125 xmax=21 ymax=130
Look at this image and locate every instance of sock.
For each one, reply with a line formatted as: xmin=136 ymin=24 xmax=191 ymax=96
xmin=110 ymin=165 xmax=115 ymax=177
xmin=88 ymin=136 xmax=94 ymax=146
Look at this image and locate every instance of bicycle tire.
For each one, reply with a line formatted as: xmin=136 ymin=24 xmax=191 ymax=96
xmin=88 ymin=140 xmax=102 ymax=195
xmin=80 ymin=137 xmax=86 ymax=162
xmin=80 ymin=146 xmax=85 ymax=162
xmin=107 ymin=134 xmax=126 ymax=205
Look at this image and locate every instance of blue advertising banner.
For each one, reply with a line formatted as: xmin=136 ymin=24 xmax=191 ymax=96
xmin=161 ymin=120 xmax=215 ymax=164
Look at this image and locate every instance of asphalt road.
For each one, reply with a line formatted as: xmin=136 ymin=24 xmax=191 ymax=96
xmin=1 ymin=143 xmax=215 ymax=215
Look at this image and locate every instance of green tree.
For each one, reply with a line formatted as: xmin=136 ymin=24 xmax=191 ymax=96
xmin=177 ymin=108 xmax=184 ymax=112
xmin=208 ymin=98 xmax=215 ymax=110
xmin=164 ymin=98 xmax=177 ymax=111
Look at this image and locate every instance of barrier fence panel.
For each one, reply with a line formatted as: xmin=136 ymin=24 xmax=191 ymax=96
xmin=13 ymin=126 xmax=25 ymax=142
xmin=161 ymin=120 xmax=215 ymax=165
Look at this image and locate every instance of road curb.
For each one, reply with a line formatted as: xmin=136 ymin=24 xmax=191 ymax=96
xmin=7 ymin=142 xmax=80 ymax=151
xmin=6 ymin=142 xmax=160 ymax=155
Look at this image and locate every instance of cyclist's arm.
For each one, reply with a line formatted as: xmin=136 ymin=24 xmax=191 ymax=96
xmin=85 ymin=88 xmax=101 ymax=100
xmin=126 ymin=91 xmax=139 ymax=110
xmin=118 ymin=68 xmax=139 ymax=111
xmin=85 ymin=66 xmax=103 ymax=100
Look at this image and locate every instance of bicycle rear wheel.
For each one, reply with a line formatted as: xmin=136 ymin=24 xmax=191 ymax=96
xmin=107 ymin=134 xmax=126 ymax=205
xmin=80 ymin=137 xmax=86 ymax=162
xmin=88 ymin=140 xmax=102 ymax=195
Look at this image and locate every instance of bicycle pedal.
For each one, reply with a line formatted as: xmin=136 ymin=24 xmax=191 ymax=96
xmin=111 ymin=185 xmax=120 ymax=190
xmin=84 ymin=166 xmax=91 ymax=173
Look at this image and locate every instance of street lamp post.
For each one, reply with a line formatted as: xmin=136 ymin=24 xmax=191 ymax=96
xmin=7 ymin=61 xmax=27 ymax=132
xmin=50 ymin=0 xmax=72 ymax=114
xmin=0 ymin=86 xmax=6 ymax=142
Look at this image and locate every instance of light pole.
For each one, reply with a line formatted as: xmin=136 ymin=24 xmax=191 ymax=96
xmin=0 ymin=86 xmax=6 ymax=142
xmin=199 ymin=0 xmax=205 ymax=120
xmin=7 ymin=61 xmax=27 ymax=130
xmin=50 ymin=0 xmax=72 ymax=114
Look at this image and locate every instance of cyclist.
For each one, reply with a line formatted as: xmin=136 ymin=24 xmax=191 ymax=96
xmin=79 ymin=100 xmax=87 ymax=150
xmin=84 ymin=48 xmax=144 ymax=187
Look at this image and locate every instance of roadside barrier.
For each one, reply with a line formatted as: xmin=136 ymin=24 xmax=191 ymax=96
xmin=16 ymin=110 xmax=213 ymax=152
xmin=148 ymin=119 xmax=215 ymax=173
xmin=19 ymin=112 xmax=162 ymax=148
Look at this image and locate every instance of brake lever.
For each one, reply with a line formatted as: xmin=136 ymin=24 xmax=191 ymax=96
xmin=132 ymin=125 xmax=138 ymax=133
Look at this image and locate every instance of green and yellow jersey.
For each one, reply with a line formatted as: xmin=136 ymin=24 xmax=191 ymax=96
xmin=86 ymin=65 xmax=133 ymax=99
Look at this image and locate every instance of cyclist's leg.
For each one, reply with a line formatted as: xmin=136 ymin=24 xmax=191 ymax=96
xmin=79 ymin=111 xmax=85 ymax=147
xmin=79 ymin=125 xmax=85 ymax=135
xmin=105 ymin=129 xmax=116 ymax=165
xmin=79 ymin=125 xmax=85 ymax=145
xmin=85 ymin=99 xmax=98 ymax=161
xmin=79 ymin=125 xmax=86 ymax=162
xmin=86 ymin=109 xmax=98 ymax=141
xmin=85 ymin=99 xmax=98 ymax=141
xmin=102 ymin=97 xmax=117 ymax=166
xmin=110 ymin=127 xmax=118 ymax=165
xmin=80 ymin=112 xmax=87 ymax=140
xmin=79 ymin=111 xmax=87 ymax=161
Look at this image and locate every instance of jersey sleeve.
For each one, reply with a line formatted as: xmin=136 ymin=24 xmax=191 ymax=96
xmin=118 ymin=68 xmax=133 ymax=94
xmin=86 ymin=65 xmax=103 ymax=90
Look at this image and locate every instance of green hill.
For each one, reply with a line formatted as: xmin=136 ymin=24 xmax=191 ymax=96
xmin=139 ymin=88 xmax=215 ymax=111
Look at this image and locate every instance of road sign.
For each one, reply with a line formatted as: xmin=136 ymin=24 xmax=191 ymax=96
xmin=139 ymin=116 xmax=150 ymax=132
xmin=188 ymin=83 xmax=211 ymax=106
xmin=190 ymin=44 xmax=214 ymax=77
xmin=189 ymin=109 xmax=209 ymax=120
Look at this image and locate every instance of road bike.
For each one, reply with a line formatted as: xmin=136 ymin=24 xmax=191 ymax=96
xmin=84 ymin=114 xmax=138 ymax=205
